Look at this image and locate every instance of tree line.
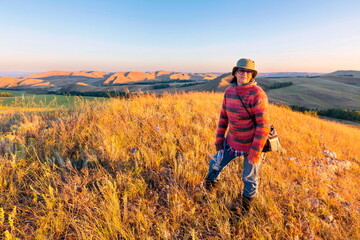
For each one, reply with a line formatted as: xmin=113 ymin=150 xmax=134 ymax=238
xmin=290 ymin=105 xmax=360 ymax=122
xmin=268 ymin=82 xmax=293 ymax=89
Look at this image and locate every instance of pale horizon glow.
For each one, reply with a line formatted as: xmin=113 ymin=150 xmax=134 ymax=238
xmin=1 ymin=0 xmax=360 ymax=73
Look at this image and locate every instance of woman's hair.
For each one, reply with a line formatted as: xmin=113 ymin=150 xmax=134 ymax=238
xmin=230 ymin=76 xmax=237 ymax=84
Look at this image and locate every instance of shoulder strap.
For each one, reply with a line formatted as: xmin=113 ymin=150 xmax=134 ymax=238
xmin=235 ymin=92 xmax=257 ymax=125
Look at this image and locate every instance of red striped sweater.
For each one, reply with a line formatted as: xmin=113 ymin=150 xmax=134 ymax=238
xmin=215 ymin=82 xmax=271 ymax=162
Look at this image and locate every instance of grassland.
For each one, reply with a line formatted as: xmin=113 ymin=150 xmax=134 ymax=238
xmin=258 ymin=77 xmax=360 ymax=110
xmin=0 ymin=90 xmax=105 ymax=113
xmin=0 ymin=92 xmax=359 ymax=239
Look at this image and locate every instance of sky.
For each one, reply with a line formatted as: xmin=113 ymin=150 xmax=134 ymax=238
xmin=1 ymin=0 xmax=360 ymax=73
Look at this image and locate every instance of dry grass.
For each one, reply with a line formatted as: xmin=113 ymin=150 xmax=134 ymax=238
xmin=0 ymin=92 xmax=359 ymax=239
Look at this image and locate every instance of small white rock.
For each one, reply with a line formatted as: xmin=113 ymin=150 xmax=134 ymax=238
xmin=322 ymin=150 xmax=337 ymax=159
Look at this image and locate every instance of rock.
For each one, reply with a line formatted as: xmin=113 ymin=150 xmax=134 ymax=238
xmin=340 ymin=160 xmax=351 ymax=171
xmin=307 ymin=197 xmax=320 ymax=208
xmin=322 ymin=150 xmax=337 ymax=159
xmin=321 ymin=214 xmax=334 ymax=223
xmin=341 ymin=201 xmax=351 ymax=207
xmin=327 ymin=159 xmax=351 ymax=172
xmin=327 ymin=165 xmax=337 ymax=172
xmin=328 ymin=192 xmax=339 ymax=198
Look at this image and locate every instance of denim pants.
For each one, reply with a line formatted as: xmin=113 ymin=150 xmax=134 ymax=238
xmin=206 ymin=145 xmax=262 ymax=198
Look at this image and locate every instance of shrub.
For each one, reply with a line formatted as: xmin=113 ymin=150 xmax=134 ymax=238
xmin=318 ymin=108 xmax=360 ymax=122
xmin=290 ymin=105 xmax=360 ymax=123
xmin=269 ymin=82 xmax=293 ymax=89
xmin=153 ymin=84 xmax=170 ymax=89
xmin=0 ymin=92 xmax=14 ymax=97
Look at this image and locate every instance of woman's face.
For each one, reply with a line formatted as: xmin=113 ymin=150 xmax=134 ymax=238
xmin=235 ymin=69 xmax=253 ymax=85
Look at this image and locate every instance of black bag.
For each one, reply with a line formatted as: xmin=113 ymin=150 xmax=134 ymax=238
xmin=236 ymin=95 xmax=281 ymax=152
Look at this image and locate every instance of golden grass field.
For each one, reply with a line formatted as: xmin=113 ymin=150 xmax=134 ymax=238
xmin=0 ymin=92 xmax=359 ymax=239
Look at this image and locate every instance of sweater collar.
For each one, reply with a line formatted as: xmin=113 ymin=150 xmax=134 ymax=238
xmin=231 ymin=81 xmax=257 ymax=88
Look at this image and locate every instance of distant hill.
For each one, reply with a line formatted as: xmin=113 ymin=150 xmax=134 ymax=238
xmin=0 ymin=77 xmax=20 ymax=88
xmin=0 ymin=70 xmax=220 ymax=91
xmin=316 ymin=75 xmax=360 ymax=86
xmin=325 ymin=70 xmax=360 ymax=77
xmin=59 ymin=82 xmax=100 ymax=93
xmin=186 ymin=72 xmax=325 ymax=78
xmin=1 ymin=70 xmax=359 ymax=110
xmin=24 ymin=70 xmax=73 ymax=79
xmin=258 ymin=72 xmax=324 ymax=77
xmin=167 ymin=73 xmax=359 ymax=110
xmin=262 ymin=76 xmax=360 ymax=110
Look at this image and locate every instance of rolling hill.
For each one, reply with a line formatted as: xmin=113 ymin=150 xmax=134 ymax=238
xmin=325 ymin=70 xmax=360 ymax=77
xmin=259 ymin=76 xmax=360 ymax=110
xmin=1 ymin=70 xmax=359 ymax=111
xmin=0 ymin=77 xmax=21 ymax=88
xmin=0 ymin=70 xmax=218 ymax=91
xmin=151 ymin=72 xmax=360 ymax=110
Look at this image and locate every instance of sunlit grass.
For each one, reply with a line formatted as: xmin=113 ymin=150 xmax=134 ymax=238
xmin=0 ymin=92 xmax=359 ymax=239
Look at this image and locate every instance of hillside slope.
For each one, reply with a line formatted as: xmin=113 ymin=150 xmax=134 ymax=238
xmin=326 ymin=70 xmax=360 ymax=77
xmin=0 ymin=77 xmax=20 ymax=88
xmin=262 ymin=76 xmax=360 ymax=110
xmin=150 ymin=73 xmax=232 ymax=94
xmin=151 ymin=74 xmax=360 ymax=111
xmin=0 ymin=93 xmax=359 ymax=239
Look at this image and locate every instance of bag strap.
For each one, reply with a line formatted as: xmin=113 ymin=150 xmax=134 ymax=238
xmin=235 ymin=92 xmax=257 ymax=126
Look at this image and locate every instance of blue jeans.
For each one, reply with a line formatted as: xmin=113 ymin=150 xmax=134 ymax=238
xmin=206 ymin=145 xmax=262 ymax=198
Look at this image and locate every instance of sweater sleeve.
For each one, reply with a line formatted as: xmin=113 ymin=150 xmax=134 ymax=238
xmin=247 ymin=90 xmax=271 ymax=162
xmin=215 ymin=93 xmax=229 ymax=150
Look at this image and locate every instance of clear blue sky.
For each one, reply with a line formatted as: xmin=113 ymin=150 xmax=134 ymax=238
xmin=1 ymin=0 xmax=360 ymax=73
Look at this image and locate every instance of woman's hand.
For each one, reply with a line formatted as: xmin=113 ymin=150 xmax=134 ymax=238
xmin=248 ymin=159 xmax=256 ymax=165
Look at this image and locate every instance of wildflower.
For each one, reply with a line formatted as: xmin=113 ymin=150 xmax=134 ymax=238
xmin=131 ymin=148 xmax=136 ymax=154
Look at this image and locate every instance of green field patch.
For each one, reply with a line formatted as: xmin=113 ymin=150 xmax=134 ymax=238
xmin=0 ymin=90 xmax=108 ymax=109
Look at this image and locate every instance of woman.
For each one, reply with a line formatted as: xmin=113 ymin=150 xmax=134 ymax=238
xmin=205 ymin=58 xmax=270 ymax=216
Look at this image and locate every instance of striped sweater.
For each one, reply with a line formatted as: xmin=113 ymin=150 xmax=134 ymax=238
xmin=215 ymin=82 xmax=271 ymax=162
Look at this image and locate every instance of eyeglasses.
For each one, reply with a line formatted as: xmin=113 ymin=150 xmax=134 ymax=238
xmin=236 ymin=69 xmax=253 ymax=74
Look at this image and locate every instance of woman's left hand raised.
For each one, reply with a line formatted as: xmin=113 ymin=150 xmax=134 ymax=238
xmin=248 ymin=159 xmax=256 ymax=165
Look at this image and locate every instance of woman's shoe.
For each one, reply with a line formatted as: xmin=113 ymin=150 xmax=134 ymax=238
xmin=204 ymin=179 xmax=218 ymax=191
xmin=241 ymin=196 xmax=254 ymax=216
